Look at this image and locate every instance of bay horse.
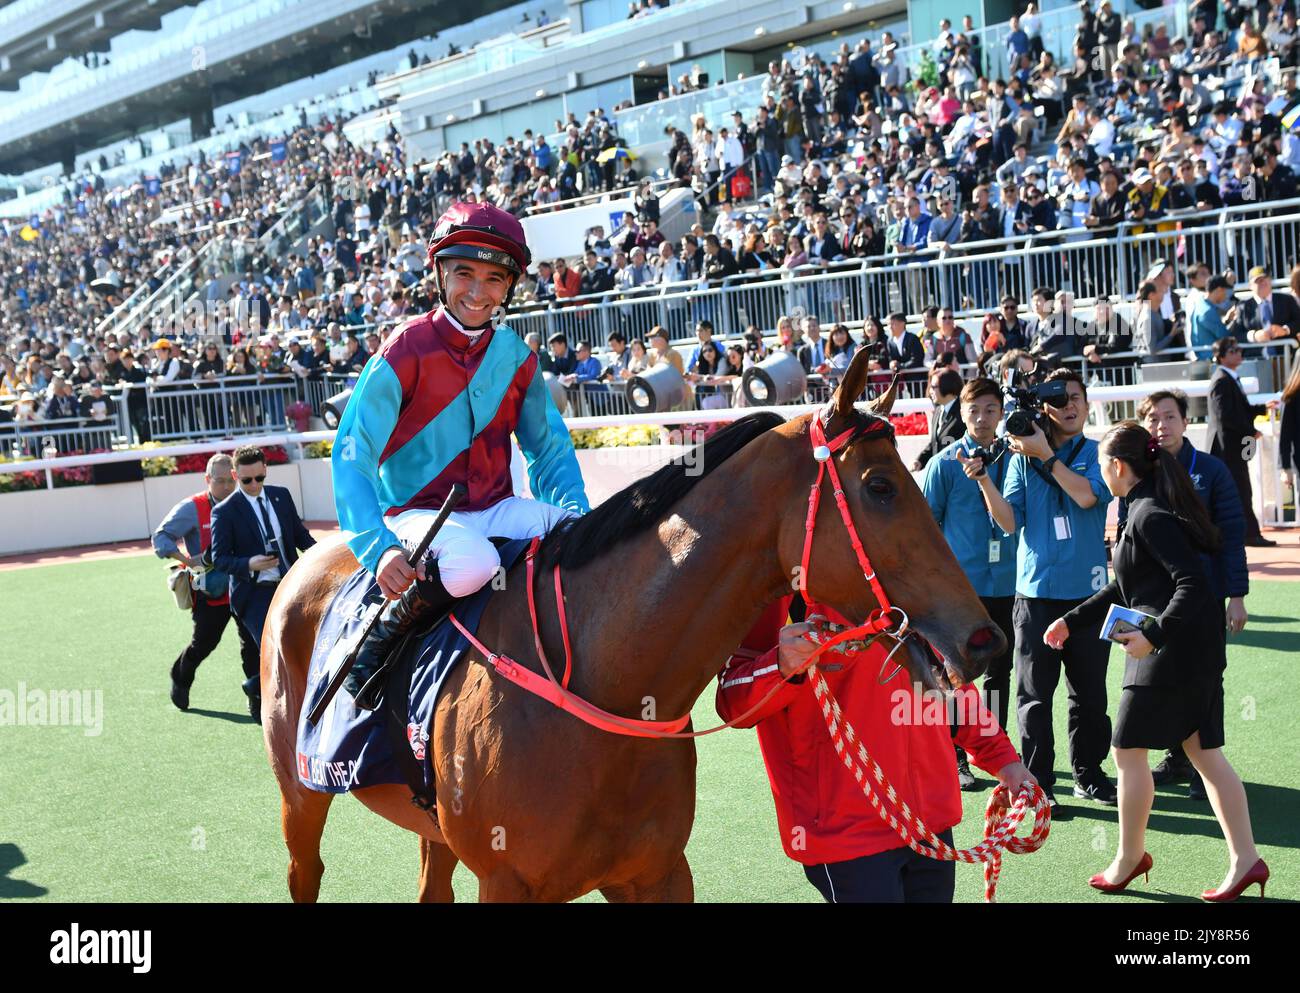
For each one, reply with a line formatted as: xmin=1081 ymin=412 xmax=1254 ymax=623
xmin=261 ymin=349 xmax=1007 ymax=902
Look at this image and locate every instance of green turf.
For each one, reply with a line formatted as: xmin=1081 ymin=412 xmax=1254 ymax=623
xmin=1 ymin=554 xmax=1296 ymax=903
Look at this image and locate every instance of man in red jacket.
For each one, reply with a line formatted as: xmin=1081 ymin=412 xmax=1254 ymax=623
xmin=717 ymin=594 xmax=1036 ymax=902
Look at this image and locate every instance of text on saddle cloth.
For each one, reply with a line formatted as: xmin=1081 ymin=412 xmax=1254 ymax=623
xmin=295 ymin=539 xmax=531 ymax=795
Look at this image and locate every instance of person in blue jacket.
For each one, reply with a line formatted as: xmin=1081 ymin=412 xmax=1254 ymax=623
xmin=923 ymin=377 xmax=1018 ymax=790
xmin=1131 ymin=389 xmax=1250 ymax=800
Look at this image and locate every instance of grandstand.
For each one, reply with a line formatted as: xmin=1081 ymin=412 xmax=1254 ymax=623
xmin=0 ymin=0 xmax=1295 ymax=533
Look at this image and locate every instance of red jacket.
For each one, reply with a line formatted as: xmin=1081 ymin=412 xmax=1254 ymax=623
xmin=715 ymin=596 xmax=1020 ymax=866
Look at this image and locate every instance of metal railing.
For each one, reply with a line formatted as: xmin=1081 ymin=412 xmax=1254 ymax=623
xmin=510 ymin=198 xmax=1300 ymax=345
xmin=0 ymin=418 xmax=117 ymax=459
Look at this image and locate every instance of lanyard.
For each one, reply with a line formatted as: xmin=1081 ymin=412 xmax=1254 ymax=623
xmin=1030 ymin=436 xmax=1086 ymax=516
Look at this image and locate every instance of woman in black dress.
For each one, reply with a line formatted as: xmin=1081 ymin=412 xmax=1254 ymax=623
xmin=1045 ymin=422 xmax=1268 ymax=901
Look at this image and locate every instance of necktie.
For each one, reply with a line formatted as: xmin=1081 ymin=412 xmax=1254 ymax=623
xmin=1261 ymin=297 xmax=1272 ymax=329
xmin=258 ymin=496 xmax=286 ymax=572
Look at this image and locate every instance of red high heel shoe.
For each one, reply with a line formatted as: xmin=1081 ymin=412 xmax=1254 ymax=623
xmin=1089 ymin=852 xmax=1154 ymax=893
xmin=1201 ymin=859 xmax=1269 ymax=902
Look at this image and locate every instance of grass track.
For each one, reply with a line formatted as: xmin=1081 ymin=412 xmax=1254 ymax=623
xmin=1 ymin=555 xmax=1295 ymax=903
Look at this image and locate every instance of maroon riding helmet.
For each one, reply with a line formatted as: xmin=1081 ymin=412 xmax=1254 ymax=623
xmin=427 ymin=202 xmax=533 ymax=312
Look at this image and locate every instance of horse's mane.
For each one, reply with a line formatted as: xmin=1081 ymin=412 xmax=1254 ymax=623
xmin=537 ymin=411 xmax=785 ymax=571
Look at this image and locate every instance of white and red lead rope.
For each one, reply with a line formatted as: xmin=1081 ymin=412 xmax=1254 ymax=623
xmin=808 ymin=659 xmax=1051 ymax=902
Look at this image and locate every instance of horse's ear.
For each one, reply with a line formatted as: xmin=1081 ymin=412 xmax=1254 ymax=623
xmin=831 ymin=346 xmax=874 ymax=420
xmin=868 ymin=375 xmax=900 ymax=417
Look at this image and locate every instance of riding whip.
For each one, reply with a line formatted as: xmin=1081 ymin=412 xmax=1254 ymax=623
xmin=306 ymin=484 xmax=466 ymax=726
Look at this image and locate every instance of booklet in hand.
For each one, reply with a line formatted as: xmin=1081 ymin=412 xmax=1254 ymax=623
xmin=1100 ymin=603 xmax=1157 ymax=644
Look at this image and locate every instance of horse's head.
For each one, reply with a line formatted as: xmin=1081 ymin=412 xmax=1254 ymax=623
xmin=777 ymin=348 xmax=1007 ymax=694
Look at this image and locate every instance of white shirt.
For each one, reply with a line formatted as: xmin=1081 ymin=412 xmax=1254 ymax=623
xmin=1088 ymin=118 xmax=1116 ymax=158
xmin=242 ymin=488 xmax=284 ymax=582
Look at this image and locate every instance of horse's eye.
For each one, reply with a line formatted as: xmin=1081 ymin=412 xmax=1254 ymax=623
xmin=866 ymin=476 xmax=896 ymax=501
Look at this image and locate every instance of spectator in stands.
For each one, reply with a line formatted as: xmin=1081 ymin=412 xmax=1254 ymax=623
xmin=542 ymin=332 xmax=577 ymax=376
xmin=885 ymin=312 xmax=924 ymax=370
xmin=648 ymin=326 xmax=684 ymax=375
xmin=1189 ymin=276 xmax=1236 ymax=360
xmin=42 ymin=376 xmax=77 ymax=420
xmin=824 ymin=324 xmax=856 ymax=380
xmin=973 ymin=368 xmax=1116 ymax=814
xmin=78 ymin=380 xmax=116 ymax=423
xmin=1231 ymin=266 xmax=1300 ymax=346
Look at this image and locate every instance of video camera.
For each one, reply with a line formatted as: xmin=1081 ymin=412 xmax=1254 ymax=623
xmin=1001 ymin=377 xmax=1069 ymax=437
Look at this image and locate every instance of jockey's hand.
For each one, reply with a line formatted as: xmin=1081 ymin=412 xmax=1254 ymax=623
xmin=376 ymin=546 xmax=416 ymax=599
xmin=776 ymin=614 xmax=830 ymax=678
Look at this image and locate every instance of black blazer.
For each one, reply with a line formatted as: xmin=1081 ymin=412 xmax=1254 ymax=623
xmin=915 ymin=400 xmax=966 ymax=469
xmin=1228 ymin=292 xmax=1300 ymax=341
xmin=211 ymin=484 xmax=315 ymax=617
xmin=1064 ymin=481 xmax=1218 ymax=688
xmin=1281 ymin=395 xmax=1299 ymax=472
xmin=1207 ymin=367 xmax=1267 ymax=466
xmin=885 ymin=331 xmax=925 ymax=369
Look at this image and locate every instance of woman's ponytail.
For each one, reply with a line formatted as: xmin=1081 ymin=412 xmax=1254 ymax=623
xmin=1101 ymin=421 xmax=1221 ymax=553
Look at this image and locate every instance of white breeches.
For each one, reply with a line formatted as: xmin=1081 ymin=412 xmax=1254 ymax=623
xmin=389 ymin=496 xmax=576 ymax=597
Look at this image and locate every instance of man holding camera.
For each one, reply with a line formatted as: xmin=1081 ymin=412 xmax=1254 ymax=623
xmin=968 ymin=368 xmax=1116 ymax=813
xmin=924 ymin=379 xmax=1018 ymax=790
xmin=211 ymin=445 xmax=316 ymax=722
xmin=153 ymin=453 xmax=259 ymax=713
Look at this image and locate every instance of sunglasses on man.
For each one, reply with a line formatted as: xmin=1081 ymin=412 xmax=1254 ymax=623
xmin=240 ymin=474 xmax=267 ymax=484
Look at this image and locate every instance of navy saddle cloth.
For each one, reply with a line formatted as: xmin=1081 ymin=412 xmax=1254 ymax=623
xmin=296 ymin=538 xmax=530 ymax=795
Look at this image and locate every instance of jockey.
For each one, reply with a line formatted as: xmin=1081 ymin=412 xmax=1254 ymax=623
xmin=333 ymin=202 xmax=590 ymax=708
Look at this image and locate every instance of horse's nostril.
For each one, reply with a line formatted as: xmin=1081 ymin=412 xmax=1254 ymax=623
xmin=968 ymin=626 xmax=997 ymax=650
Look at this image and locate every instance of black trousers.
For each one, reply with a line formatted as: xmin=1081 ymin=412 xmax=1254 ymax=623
xmin=955 ymin=595 xmax=1015 ymax=760
xmin=173 ymin=596 xmax=260 ymax=685
xmin=803 ymin=829 xmax=956 ymax=903
xmin=1225 ymin=454 xmax=1264 ymax=542
xmin=1013 ymin=594 xmax=1112 ymax=790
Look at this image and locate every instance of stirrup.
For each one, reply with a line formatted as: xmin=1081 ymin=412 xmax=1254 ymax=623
xmin=347 ymin=571 xmax=454 ymax=711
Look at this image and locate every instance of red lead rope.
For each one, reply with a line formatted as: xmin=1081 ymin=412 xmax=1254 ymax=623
xmin=447 ymin=411 xmax=1049 ymax=898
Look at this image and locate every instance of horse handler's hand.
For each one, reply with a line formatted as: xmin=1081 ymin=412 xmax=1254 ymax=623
xmin=777 ymin=615 xmax=831 ymax=678
xmin=995 ymin=761 xmax=1038 ymax=800
xmin=376 ymin=546 xmax=417 ymax=599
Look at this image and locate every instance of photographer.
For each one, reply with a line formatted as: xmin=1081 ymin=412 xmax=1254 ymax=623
xmin=970 ymin=368 xmax=1116 ymax=813
xmin=152 ymin=454 xmax=258 ymax=712
xmin=925 ymin=379 xmax=1019 ymax=790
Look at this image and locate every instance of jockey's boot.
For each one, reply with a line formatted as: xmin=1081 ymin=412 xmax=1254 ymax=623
xmin=345 ymin=569 xmax=456 ymax=711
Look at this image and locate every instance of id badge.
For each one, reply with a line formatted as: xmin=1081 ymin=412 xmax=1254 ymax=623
xmin=1053 ymin=515 xmax=1072 ymax=541
xmin=988 ymin=540 xmax=1002 ymax=563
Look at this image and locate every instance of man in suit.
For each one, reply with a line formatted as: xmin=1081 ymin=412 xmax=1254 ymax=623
xmin=885 ymin=312 xmax=925 ymax=371
xmin=797 ymin=316 xmax=829 ymax=375
xmin=1206 ymin=337 xmax=1281 ymax=547
xmin=913 ymin=368 xmax=966 ymax=472
xmin=212 ymin=444 xmax=316 ymax=721
xmin=1229 ymin=266 xmax=1300 ymax=348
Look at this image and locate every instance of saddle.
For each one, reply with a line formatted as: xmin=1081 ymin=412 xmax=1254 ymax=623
xmin=297 ymin=537 xmax=529 ymax=811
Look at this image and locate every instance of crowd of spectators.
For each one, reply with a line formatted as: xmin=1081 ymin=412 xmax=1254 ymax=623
xmin=6 ymin=1 xmax=1300 ymax=442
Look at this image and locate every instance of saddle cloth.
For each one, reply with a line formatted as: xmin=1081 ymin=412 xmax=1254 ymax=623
xmin=295 ymin=538 xmax=531 ymax=796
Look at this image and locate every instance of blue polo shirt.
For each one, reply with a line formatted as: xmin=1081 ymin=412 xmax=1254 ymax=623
xmin=1001 ymin=434 xmax=1112 ymax=600
xmin=922 ymin=435 xmax=1018 ymax=598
